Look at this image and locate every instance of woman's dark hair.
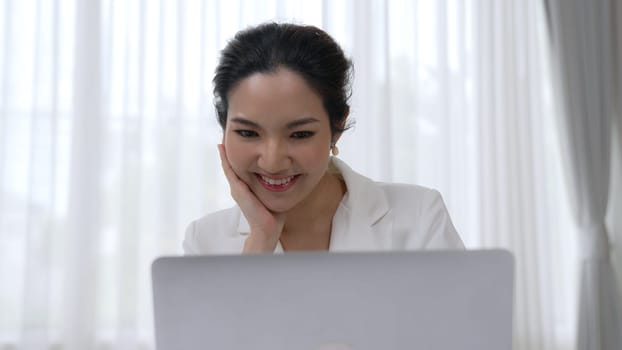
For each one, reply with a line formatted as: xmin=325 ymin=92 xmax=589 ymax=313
xmin=213 ymin=22 xmax=353 ymax=135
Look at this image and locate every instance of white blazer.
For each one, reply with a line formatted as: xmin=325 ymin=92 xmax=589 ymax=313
xmin=183 ymin=157 xmax=464 ymax=254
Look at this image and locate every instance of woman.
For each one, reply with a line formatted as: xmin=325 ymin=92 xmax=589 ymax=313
xmin=183 ymin=22 xmax=464 ymax=254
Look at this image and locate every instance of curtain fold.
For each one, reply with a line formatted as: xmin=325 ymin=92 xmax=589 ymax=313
xmin=63 ymin=1 xmax=102 ymax=348
xmin=544 ymin=0 xmax=622 ymax=349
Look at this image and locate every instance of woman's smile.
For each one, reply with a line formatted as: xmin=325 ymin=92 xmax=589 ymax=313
xmin=255 ymin=173 xmax=301 ymax=192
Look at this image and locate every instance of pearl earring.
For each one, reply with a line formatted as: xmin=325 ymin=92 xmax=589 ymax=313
xmin=331 ymin=143 xmax=339 ymax=156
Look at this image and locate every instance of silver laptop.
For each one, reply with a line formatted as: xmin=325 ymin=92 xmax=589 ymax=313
xmin=152 ymin=250 xmax=514 ymax=350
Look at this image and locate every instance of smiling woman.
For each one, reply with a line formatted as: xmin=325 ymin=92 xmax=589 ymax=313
xmin=222 ymin=68 xmax=347 ymax=251
xmin=182 ymin=22 xmax=464 ymax=254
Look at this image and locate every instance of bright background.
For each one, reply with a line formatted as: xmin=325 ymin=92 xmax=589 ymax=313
xmin=0 ymin=0 xmax=621 ymax=349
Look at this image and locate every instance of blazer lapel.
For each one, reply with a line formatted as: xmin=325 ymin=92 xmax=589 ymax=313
xmin=329 ymin=158 xmax=393 ymax=251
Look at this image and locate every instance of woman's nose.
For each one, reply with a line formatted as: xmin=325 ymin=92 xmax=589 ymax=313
xmin=258 ymin=139 xmax=290 ymax=173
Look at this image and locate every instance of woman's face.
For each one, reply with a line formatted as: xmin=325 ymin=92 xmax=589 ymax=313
xmin=224 ymin=67 xmax=335 ymax=213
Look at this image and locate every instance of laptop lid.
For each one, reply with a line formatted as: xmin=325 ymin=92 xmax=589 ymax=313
xmin=152 ymin=250 xmax=514 ymax=350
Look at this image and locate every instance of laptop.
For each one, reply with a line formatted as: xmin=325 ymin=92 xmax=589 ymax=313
xmin=152 ymin=250 xmax=514 ymax=350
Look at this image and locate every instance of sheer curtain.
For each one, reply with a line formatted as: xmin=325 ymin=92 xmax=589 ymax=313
xmin=0 ymin=0 xmax=581 ymax=349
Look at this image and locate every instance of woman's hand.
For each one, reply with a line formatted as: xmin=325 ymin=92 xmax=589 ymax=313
xmin=217 ymin=144 xmax=286 ymax=253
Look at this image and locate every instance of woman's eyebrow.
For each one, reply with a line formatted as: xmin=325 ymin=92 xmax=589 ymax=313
xmin=230 ymin=117 xmax=260 ymax=128
xmin=230 ymin=117 xmax=320 ymax=129
xmin=286 ymin=117 xmax=320 ymax=129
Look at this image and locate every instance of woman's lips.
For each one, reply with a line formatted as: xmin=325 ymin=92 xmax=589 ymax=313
xmin=255 ymin=173 xmax=300 ymax=192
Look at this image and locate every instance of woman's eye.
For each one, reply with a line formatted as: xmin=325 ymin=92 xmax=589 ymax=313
xmin=234 ymin=130 xmax=258 ymax=138
xmin=291 ymin=131 xmax=315 ymax=139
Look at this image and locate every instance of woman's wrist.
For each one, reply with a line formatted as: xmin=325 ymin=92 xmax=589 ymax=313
xmin=243 ymin=231 xmax=280 ymax=253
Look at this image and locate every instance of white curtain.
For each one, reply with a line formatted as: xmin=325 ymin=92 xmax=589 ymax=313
xmin=544 ymin=0 xmax=622 ymax=349
xmin=0 ymin=0 xmax=583 ymax=349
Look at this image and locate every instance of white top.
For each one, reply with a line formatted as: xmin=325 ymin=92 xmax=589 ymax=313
xmin=183 ymin=157 xmax=464 ymax=254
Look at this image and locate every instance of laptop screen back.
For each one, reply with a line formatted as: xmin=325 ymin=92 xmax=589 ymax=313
xmin=152 ymin=250 xmax=514 ymax=350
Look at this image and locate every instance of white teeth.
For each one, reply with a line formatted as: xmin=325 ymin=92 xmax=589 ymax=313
xmin=261 ymin=175 xmax=294 ymax=186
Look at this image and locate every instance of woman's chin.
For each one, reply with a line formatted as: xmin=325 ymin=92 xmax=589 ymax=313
xmin=262 ymin=201 xmax=294 ymax=214
xmin=256 ymin=194 xmax=299 ymax=214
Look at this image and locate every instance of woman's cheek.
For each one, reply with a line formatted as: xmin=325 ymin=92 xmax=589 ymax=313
xmin=301 ymin=146 xmax=331 ymax=169
xmin=225 ymin=141 xmax=254 ymax=185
